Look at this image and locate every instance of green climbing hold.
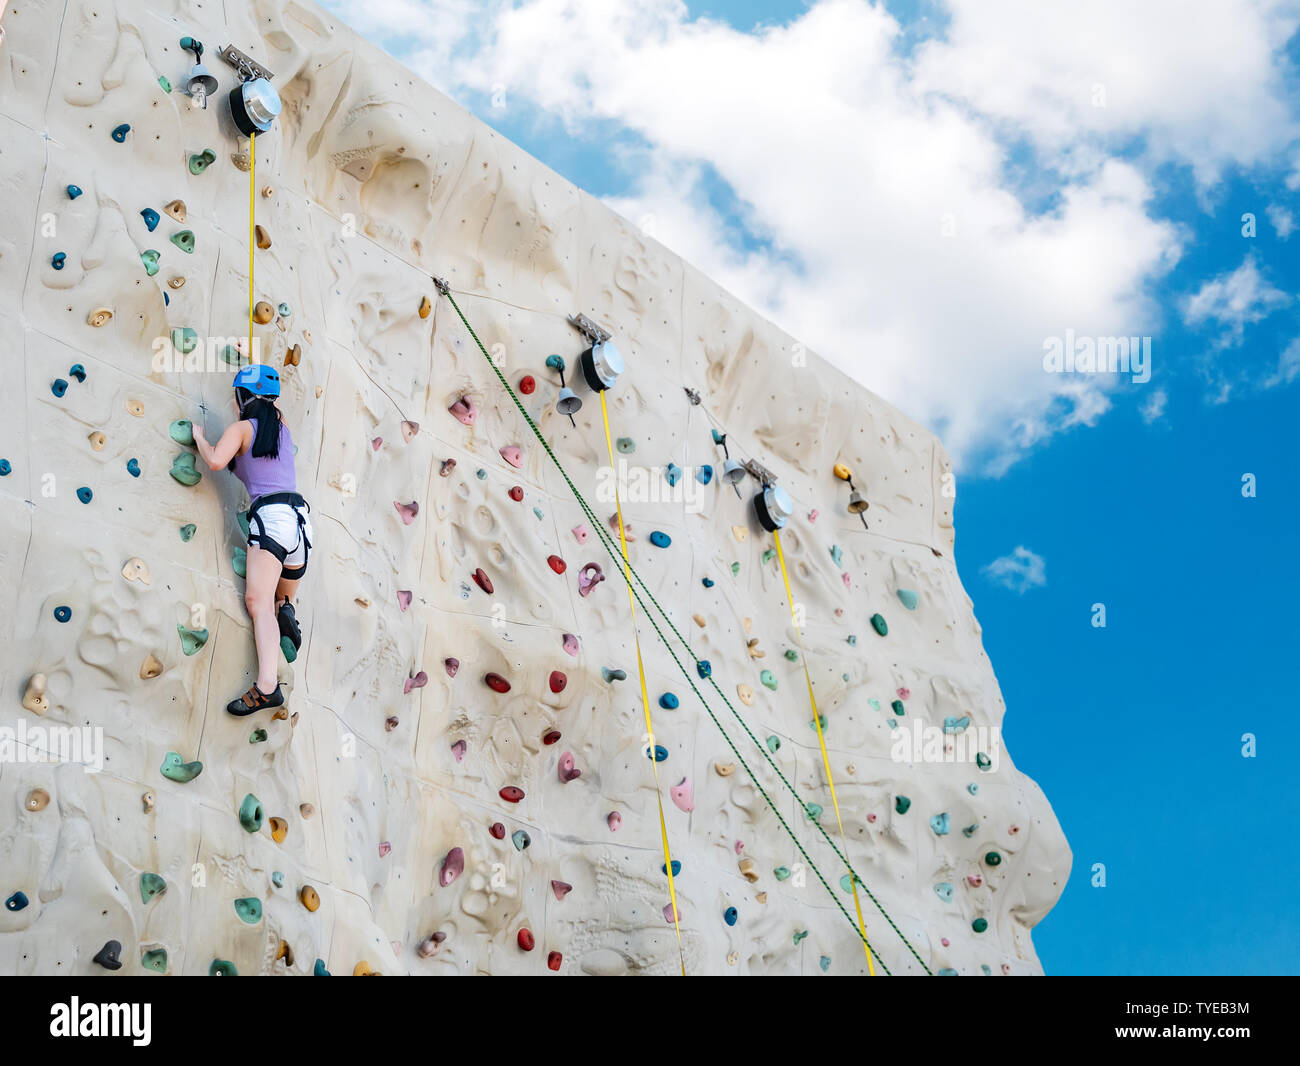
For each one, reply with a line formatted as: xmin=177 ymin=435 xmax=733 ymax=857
xmin=170 ymin=230 xmax=195 ymax=254
xmin=805 ymin=802 xmax=823 ymax=820
xmin=774 ymin=866 xmax=792 ymax=881
xmin=792 ymin=930 xmax=808 ymax=945
xmin=730 ymin=561 xmax=740 ymax=576
xmin=233 ymin=547 xmax=247 ymax=579
xmin=761 ymin=548 xmax=776 ymax=565
xmin=760 ymin=670 xmax=777 ymax=691
xmin=819 ymin=955 xmax=831 ymax=972
xmin=171 ymin=327 xmax=198 ymax=354
xmin=250 ymin=728 xmax=267 ymax=744
xmin=868 ymin=698 xmax=881 ymax=711
xmin=234 ymin=897 xmax=263 ymax=924
xmin=808 ymin=713 xmax=827 ymax=730
xmin=160 ymin=751 xmax=203 ymax=782
xmin=141 ymin=948 xmax=168 ymax=973
xmin=985 ymin=851 xmax=1002 ymax=866
xmin=280 ymin=635 xmax=297 ymax=663
xmin=209 ymin=959 xmax=237 ymax=976
xmin=891 ymin=699 xmax=905 ymax=716
xmin=177 ymin=624 xmax=208 ymax=655
xmin=139 ymin=873 xmax=166 ymax=903
xmin=895 ymin=795 xmax=911 ymax=814
xmin=179 ymin=523 xmax=196 ymax=541
xmin=847 ymin=634 xmax=857 ymax=645
xmin=169 ymin=419 xmax=195 ymax=446
xmin=616 ymin=437 xmax=635 ymax=454
xmin=239 ymin=794 xmax=264 ymax=833
xmin=222 ymin=344 xmax=244 ymax=366
xmin=237 ymin=510 xmax=251 ymax=539
xmin=897 ymin=588 xmax=918 ymax=610
xmin=967 ymin=783 xmax=979 ymax=795
xmin=870 ymin=613 xmax=888 ymax=636
xmin=765 ymin=734 xmax=781 ymax=753
xmin=141 ymin=249 xmax=160 ymax=276
xmin=976 ymin=752 xmax=992 ymax=770
xmin=158 ymin=75 xmax=172 ymax=93
xmin=784 ymin=649 xmax=798 ymax=662
xmin=271 ymin=871 xmax=284 ymax=888
xmin=188 ymin=149 xmax=217 ymax=175
xmin=972 ymin=917 xmax=988 ymax=933
xmin=171 ymin=452 xmax=202 ymax=486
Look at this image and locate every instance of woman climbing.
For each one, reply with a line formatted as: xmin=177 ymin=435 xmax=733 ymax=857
xmin=192 ymin=365 xmax=313 ymax=716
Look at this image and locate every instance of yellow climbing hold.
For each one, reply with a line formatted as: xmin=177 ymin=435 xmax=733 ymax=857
xmin=88 ymin=431 xmax=106 ymax=451
xmin=737 ymin=684 xmax=755 ymax=706
xmin=140 ymin=653 xmax=164 ymax=679
xmin=714 ymin=762 xmax=735 ymax=777
xmin=25 ymin=788 xmax=50 ymax=812
xmin=253 ymin=301 xmax=274 ymax=324
xmin=269 ymin=816 xmax=288 ymax=843
xmin=23 ymin=674 xmax=49 ymax=715
xmin=732 ymin=525 xmax=747 ymax=542
xmin=87 ymin=308 xmax=112 ymax=327
xmin=163 ymin=199 xmax=186 ymax=222
xmin=418 ymin=295 xmax=432 ymax=319
xmin=738 ymin=857 xmax=759 ymax=883
xmin=167 ymin=276 xmax=185 ymax=290
xmin=833 ymin=462 xmax=853 ymax=481
xmin=255 ymin=224 xmax=272 ymax=249
xmin=126 ymin=399 xmax=144 ymax=418
xmin=299 ymin=885 xmax=320 ymax=911
xmin=121 ymin=557 xmax=152 ymax=585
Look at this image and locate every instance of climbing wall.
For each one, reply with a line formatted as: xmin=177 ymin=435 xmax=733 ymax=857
xmin=0 ymin=0 xmax=1070 ymax=975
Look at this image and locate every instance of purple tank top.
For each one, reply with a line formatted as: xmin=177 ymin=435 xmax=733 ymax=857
xmin=232 ymin=418 xmax=296 ymax=501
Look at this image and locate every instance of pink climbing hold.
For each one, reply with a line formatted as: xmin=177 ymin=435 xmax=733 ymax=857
xmin=867 ymin=812 xmax=877 ymax=823
xmin=663 ymin=902 xmax=681 ymax=924
xmin=670 ymin=777 xmax=694 ymax=813
xmin=549 ymin=670 xmax=567 ymax=693
xmin=941 ymin=937 xmax=950 ymax=947
xmin=499 ymin=445 xmax=523 ymax=468
xmin=607 ymin=811 xmax=622 ymax=832
xmin=607 ymin=513 xmax=635 ymax=541
xmin=571 ymin=523 xmax=590 ymax=544
xmin=448 ymin=396 xmax=476 ymax=425
xmin=473 ymin=568 xmax=494 ymax=594
xmin=450 ymin=739 xmax=467 ymax=762
xmin=379 ymin=841 xmax=392 ymax=858
xmin=842 ymin=572 xmax=852 ymax=589
xmin=735 ymin=841 xmax=745 ymax=854
xmin=371 ymin=436 xmax=383 ymax=451
xmin=397 ymin=590 xmax=413 ymax=611
xmin=386 ymin=716 xmax=399 ymax=731
xmin=547 ymin=555 xmax=567 ymax=575
xmin=440 ymin=458 xmax=456 ymax=477
xmin=508 ymin=486 xmax=523 ymax=502
xmin=444 ymin=657 xmax=459 ymax=678
xmin=401 ymin=420 xmax=419 ymax=442
xmin=439 ymin=847 xmax=465 ymax=887
xmin=551 ymin=880 xmax=572 ymax=901
xmin=809 ymin=509 xmax=819 ymax=522
xmin=558 ymin=751 xmax=581 ymax=783
xmin=967 ymin=873 xmax=983 ymax=887
xmin=404 ymin=671 xmax=428 ymax=694
xmin=897 ymin=687 xmax=910 ymax=700
xmin=578 ymin=563 xmax=604 ymax=597
xmin=562 ymin=633 xmax=580 ymax=656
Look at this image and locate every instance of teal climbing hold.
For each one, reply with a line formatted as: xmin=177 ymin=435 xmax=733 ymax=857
xmin=846 ymin=634 xmax=857 ymax=645
xmin=169 ymin=419 xmax=195 ymax=446
xmin=943 ymin=715 xmax=971 ymax=734
xmin=659 ymin=692 xmax=679 ymax=710
xmin=188 ymin=149 xmax=217 ymax=175
xmin=711 ymin=429 xmax=724 ymax=444
xmin=545 ymin=354 xmax=566 ymax=373
xmin=808 ymin=713 xmax=826 ymax=730
xmin=141 ymin=249 xmax=160 ymax=276
xmin=774 ymin=866 xmax=792 ymax=881
xmin=141 ymin=949 xmax=168 ymax=973
xmin=985 ymin=851 xmax=1002 ymax=866
xmin=111 ymin=123 xmax=130 ymax=142
xmin=249 ymin=728 xmax=267 ymax=744
xmin=158 ymin=75 xmax=172 ymax=93
xmin=886 ymin=718 xmax=897 ymax=728
xmin=69 ymin=363 xmax=86 ymax=382
xmin=761 ymin=548 xmax=775 ymax=565
xmin=160 ymin=751 xmax=202 ymax=782
xmin=126 ymin=458 xmax=141 ymax=477
xmin=209 ymin=959 xmax=237 ymax=976
xmin=661 ymin=860 xmax=681 ymax=877
xmin=938 ymin=968 xmax=958 ymax=976
xmin=280 ymin=635 xmax=297 ymax=663
xmin=891 ymin=699 xmax=905 ymax=716
xmin=792 ymin=930 xmax=808 ymax=945
xmin=0 ymin=460 xmax=10 ymax=476
xmin=929 ymin=812 xmax=950 ymax=835
xmin=972 ymin=917 xmax=988 ymax=933
xmin=237 ymin=510 xmax=251 ymax=540
xmin=765 ymin=734 xmax=781 ymax=753
xmin=962 ymin=823 xmax=978 ymax=838
xmin=313 ymin=959 xmax=331 ymax=976
xmin=475 ymin=468 xmax=487 ymax=480
xmin=176 ymin=624 xmax=208 ymax=655
xmin=897 ymin=589 xmax=918 ymax=610
xmin=724 ymin=906 xmax=738 ymax=926
xmin=981 ymin=964 xmax=992 ymax=975
xmin=67 ymin=184 xmax=83 ymax=199
xmin=730 ymin=561 xmax=740 ymax=576
xmin=52 ymin=252 xmax=66 ymax=270
xmin=616 ymin=437 xmax=635 ymax=454
xmin=170 ymin=452 xmax=202 ymax=486
xmin=868 ymin=698 xmax=881 ymax=711
xmin=512 ymin=829 xmax=531 ymax=851
xmin=234 ymin=897 xmax=263 ymax=924
xmin=649 ymin=531 xmax=671 ymax=548
xmin=702 ymin=577 xmax=714 ymax=588
xmin=967 ymin=783 xmax=979 ymax=795
xmin=51 ymin=378 xmax=68 ymax=397
xmin=976 ymin=753 xmax=992 ymax=770
xmin=179 ymin=523 xmax=196 ymax=541
xmin=785 ymin=649 xmax=798 ymax=662
xmin=142 ymin=208 xmax=160 ymax=231
xmin=830 ymin=544 xmax=843 ymax=567
xmin=532 ymin=506 xmax=544 ymax=520
xmin=271 ymin=871 xmax=285 ymax=888
xmin=934 ymin=881 xmax=954 ymax=903
xmin=233 ymin=547 xmax=247 ymax=578
xmin=222 ymin=344 xmax=245 ymax=366
xmin=239 ymin=794 xmax=263 ymax=833
xmin=277 ymin=302 xmax=291 ymax=318
xmin=697 ymin=660 xmax=712 ymax=679
xmin=139 ymin=873 xmax=166 ymax=903
xmin=54 ymin=606 xmax=71 ymax=622
xmin=648 ymin=744 xmax=668 ymax=762
xmin=171 ymin=327 xmax=199 ymax=354
xmin=5 ymin=891 xmax=29 ymax=912
xmin=805 ymin=802 xmax=822 ymax=820
xmin=601 ymin=667 xmax=627 ymax=683
xmin=839 ymin=873 xmax=860 ymax=892
xmin=170 ymin=230 xmax=195 ymax=254
xmin=665 ymin=463 xmax=682 ymax=487
xmin=819 ymin=955 xmax=831 ymax=973
xmin=895 ymin=795 xmax=911 ymax=814
xmin=870 ymin=613 xmax=888 ymax=636
xmin=760 ymin=670 xmax=777 ymax=691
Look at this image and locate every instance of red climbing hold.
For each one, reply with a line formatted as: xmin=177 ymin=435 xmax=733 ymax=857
xmin=549 ymin=671 xmax=567 ymax=693
xmin=547 ymin=555 xmax=567 ymax=574
xmin=445 ymin=658 xmax=459 ymax=678
xmin=542 ymin=729 xmax=562 ymax=745
xmin=499 ymin=786 xmax=525 ymax=803
xmin=485 ymin=672 xmax=511 ymax=694
xmin=519 ymin=375 xmax=536 ymax=395
xmin=404 ymin=671 xmax=428 ymax=694
xmin=547 ymin=951 xmax=562 ymax=971
xmin=517 ymin=928 xmax=535 ymax=952
xmin=489 ymin=822 xmax=506 ymax=839
xmin=440 ymin=458 xmax=456 ymax=477
xmin=473 ymin=568 xmax=493 ymax=594
xmin=508 ymin=486 xmax=523 ymax=502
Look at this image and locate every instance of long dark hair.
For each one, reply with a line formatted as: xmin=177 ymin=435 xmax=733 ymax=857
xmin=229 ymin=388 xmax=283 ymax=469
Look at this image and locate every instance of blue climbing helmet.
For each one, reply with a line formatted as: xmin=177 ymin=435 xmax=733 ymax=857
xmin=233 ymin=364 xmax=280 ymax=398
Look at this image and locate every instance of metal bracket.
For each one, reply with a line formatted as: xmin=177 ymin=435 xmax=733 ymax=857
xmin=218 ymin=44 xmax=274 ymax=83
xmin=683 ymin=387 xmax=701 ymax=406
xmin=432 ymin=276 xmax=450 ymax=296
xmin=744 ymin=458 xmax=777 ymax=486
xmin=567 ymin=312 xmax=611 ymax=346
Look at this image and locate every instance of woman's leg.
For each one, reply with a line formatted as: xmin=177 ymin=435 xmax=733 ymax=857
xmin=245 ymin=546 xmax=284 ymax=694
xmin=275 ymin=576 xmax=300 ymax=607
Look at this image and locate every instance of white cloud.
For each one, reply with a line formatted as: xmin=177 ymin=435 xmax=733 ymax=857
xmin=1265 ymin=336 xmax=1300 ymax=387
xmin=1141 ymin=387 xmax=1168 ymax=424
xmin=982 ymin=547 xmax=1047 ymax=594
xmin=1266 ymin=203 xmax=1296 ymax=238
xmin=1181 ymin=256 xmax=1290 ymax=346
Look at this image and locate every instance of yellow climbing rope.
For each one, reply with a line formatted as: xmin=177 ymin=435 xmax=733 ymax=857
xmin=599 ymin=390 xmax=687 ymax=976
xmin=773 ymin=528 xmax=876 ymax=975
xmin=248 ymin=130 xmax=256 ymax=365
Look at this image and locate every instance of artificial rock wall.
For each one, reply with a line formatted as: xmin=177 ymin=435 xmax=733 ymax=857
xmin=0 ymin=0 xmax=1070 ymax=975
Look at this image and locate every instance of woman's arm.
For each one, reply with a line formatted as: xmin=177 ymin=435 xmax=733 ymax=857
xmin=193 ymin=420 xmax=251 ymax=471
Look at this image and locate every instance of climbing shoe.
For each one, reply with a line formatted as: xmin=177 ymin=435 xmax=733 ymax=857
xmin=226 ymin=683 xmax=285 ymax=717
xmin=277 ymin=601 xmax=301 ymax=651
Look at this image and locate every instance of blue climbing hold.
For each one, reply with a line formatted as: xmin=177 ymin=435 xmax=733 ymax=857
xmin=943 ymin=715 xmax=971 ymax=735
xmin=51 ymin=378 xmax=69 ymax=398
xmin=52 ymin=252 xmax=66 ymax=270
xmin=0 ymin=460 xmax=10 ymax=476
xmin=938 ymin=968 xmax=959 ymax=977
xmin=601 ymin=667 xmax=627 ymax=683
xmin=69 ymin=364 xmax=86 ymax=382
xmin=702 ymin=577 xmax=714 ymax=588
xmin=649 ymin=531 xmax=671 ymax=548
xmin=475 ymin=468 xmax=487 ymax=480
xmin=54 ymin=606 xmax=71 ymax=623
xmin=697 ymin=465 xmax=713 ymax=485
xmin=5 ymin=891 xmax=28 ymax=912
xmin=648 ymin=744 xmax=669 ymax=762
xmin=111 ymin=123 xmax=130 ymax=142
xmin=126 ymin=458 xmax=141 ymax=478
xmin=929 ymin=812 xmax=950 ymax=835
xmin=271 ymin=871 xmax=285 ymax=888
xmin=934 ymin=881 xmax=954 ymax=903
xmin=545 ymin=354 xmax=566 ymax=373
xmin=830 ymin=544 xmax=843 ymax=567
xmin=819 ymin=955 xmax=831 ymax=973
xmin=141 ymin=208 xmax=160 ymax=231
xmin=67 ymin=184 xmax=83 ymax=199
xmin=696 ymin=659 xmax=712 ymax=680
xmin=661 ymin=860 xmax=681 ymax=876
xmin=314 ymin=958 xmax=331 ymax=976
xmin=711 ymin=429 xmax=724 ymax=444
xmin=967 ymin=783 xmax=979 ymax=795
xmin=897 ymin=588 xmax=919 ymax=610
xmin=512 ymin=829 xmax=531 ymax=851
xmin=659 ymin=692 xmax=679 ymax=710
xmin=665 ymin=463 xmax=682 ymax=487
xmin=76 ymin=487 xmax=93 ymax=504
xmin=724 ymin=906 xmax=738 ymax=926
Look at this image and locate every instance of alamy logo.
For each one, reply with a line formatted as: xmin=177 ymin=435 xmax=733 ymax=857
xmin=0 ymin=721 xmax=103 ymax=772
xmin=50 ymin=998 xmax=151 ymax=1046
xmin=595 ymin=458 xmax=707 ymax=514
xmin=1042 ymin=330 xmax=1151 ymax=383
xmin=890 ymin=718 xmax=1000 ymax=771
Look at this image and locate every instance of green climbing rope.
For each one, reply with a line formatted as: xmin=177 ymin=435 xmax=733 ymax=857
xmin=435 ymin=282 xmax=933 ymax=975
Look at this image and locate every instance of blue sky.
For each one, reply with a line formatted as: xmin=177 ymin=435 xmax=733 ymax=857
xmin=324 ymin=0 xmax=1300 ymax=974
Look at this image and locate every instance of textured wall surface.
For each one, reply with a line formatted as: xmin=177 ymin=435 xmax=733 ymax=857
xmin=0 ymin=0 xmax=1069 ymax=975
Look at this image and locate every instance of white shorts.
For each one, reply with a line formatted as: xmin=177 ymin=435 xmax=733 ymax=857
xmin=247 ymin=498 xmax=314 ymax=578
